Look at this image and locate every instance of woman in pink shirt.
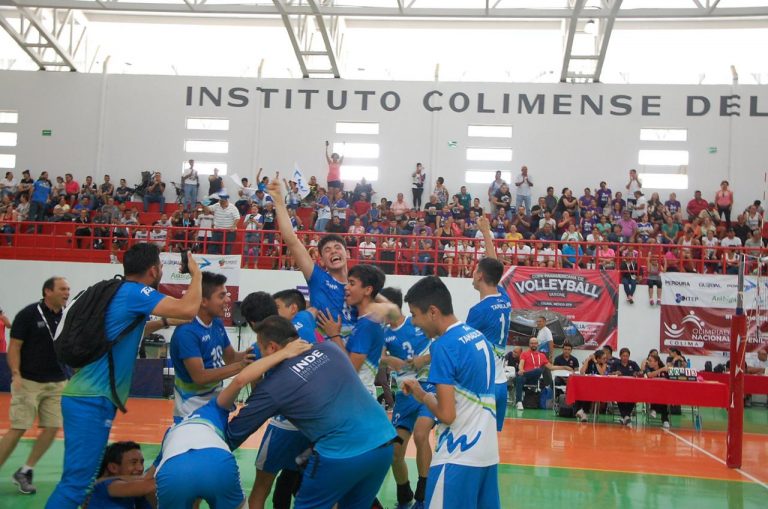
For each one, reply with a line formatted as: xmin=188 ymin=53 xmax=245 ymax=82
xmin=715 ymin=180 xmax=734 ymax=227
xmin=324 ymin=140 xmax=344 ymax=191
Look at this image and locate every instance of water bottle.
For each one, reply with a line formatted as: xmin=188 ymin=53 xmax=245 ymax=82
xmin=687 ymin=359 xmax=692 ymax=369
xmin=694 ymin=413 xmax=702 ymax=431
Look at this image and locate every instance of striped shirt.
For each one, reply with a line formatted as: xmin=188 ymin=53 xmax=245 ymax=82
xmin=212 ymin=202 xmax=240 ymax=229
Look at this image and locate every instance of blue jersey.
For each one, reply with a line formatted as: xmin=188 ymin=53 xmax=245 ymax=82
xmin=227 ymin=341 xmax=396 ymax=460
xmin=308 ymin=265 xmax=356 ymax=337
xmin=466 ymin=286 xmax=512 ymax=384
xmin=383 ymin=317 xmax=431 ymax=383
xmin=428 ymin=322 xmax=499 ymax=468
xmin=88 ymin=478 xmax=152 ymax=509
xmin=32 ymin=179 xmax=51 ymax=204
xmin=63 ymin=282 xmax=165 ymax=407
xmin=292 ymin=310 xmax=319 ymax=343
xmin=346 ymin=315 xmax=386 ymax=391
xmin=170 ymin=317 xmax=232 ymax=420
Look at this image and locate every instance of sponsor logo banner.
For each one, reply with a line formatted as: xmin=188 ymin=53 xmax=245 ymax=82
xmin=159 ymin=253 xmax=242 ymax=326
xmin=660 ymin=273 xmax=767 ymax=355
xmin=500 ymin=267 xmax=619 ymax=350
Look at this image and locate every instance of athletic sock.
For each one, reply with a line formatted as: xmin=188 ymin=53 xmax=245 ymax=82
xmin=396 ymin=481 xmax=414 ymax=504
xmin=20 ymin=465 xmax=33 ymax=474
xmin=414 ymin=476 xmax=428 ymax=502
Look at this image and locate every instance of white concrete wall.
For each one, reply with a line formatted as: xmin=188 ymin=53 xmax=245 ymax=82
xmin=1 ymin=71 xmax=767 ymax=213
xmin=0 ymin=259 xmax=725 ymax=369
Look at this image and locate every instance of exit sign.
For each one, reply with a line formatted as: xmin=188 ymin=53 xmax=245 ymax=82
xmin=42 ymin=129 xmax=52 ymax=136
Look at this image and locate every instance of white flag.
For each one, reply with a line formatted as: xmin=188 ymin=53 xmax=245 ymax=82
xmin=291 ymin=165 xmax=311 ymax=199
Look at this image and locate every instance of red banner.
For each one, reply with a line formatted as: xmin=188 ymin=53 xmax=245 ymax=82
xmin=500 ymin=267 xmax=619 ymax=350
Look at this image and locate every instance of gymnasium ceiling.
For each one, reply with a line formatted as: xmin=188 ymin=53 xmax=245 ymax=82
xmin=1 ymin=0 xmax=768 ymax=84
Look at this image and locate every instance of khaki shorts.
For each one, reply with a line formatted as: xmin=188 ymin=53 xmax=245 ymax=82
xmin=9 ymin=378 xmax=66 ymax=429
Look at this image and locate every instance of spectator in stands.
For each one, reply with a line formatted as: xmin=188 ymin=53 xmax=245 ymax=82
xmin=609 ymin=347 xmax=640 ymax=425
xmin=745 ymin=205 xmax=761 ymax=231
xmin=389 ymin=193 xmax=408 ymax=220
xmin=596 ymin=181 xmax=612 ymax=214
xmin=487 ymin=170 xmax=506 ymax=212
xmin=631 ymin=191 xmax=647 ymax=220
xmin=732 ymin=215 xmax=750 ymax=245
xmin=326 ymin=215 xmax=346 ymax=234
xmin=114 ymin=178 xmax=132 ymax=204
xmin=100 ymin=196 xmax=120 ymax=225
xmin=359 ymin=236 xmax=377 ymax=261
xmin=194 ymin=206 xmax=213 ymax=253
xmin=702 ymin=229 xmax=720 ymax=273
xmin=556 ymin=188 xmax=579 ymax=220
xmin=150 ymin=221 xmax=167 ymax=250
xmin=544 ymin=186 xmax=558 ymax=213
xmin=618 ymin=210 xmax=637 ymax=242
xmin=562 ymin=242 xmax=583 ymax=269
xmin=534 ymin=223 xmax=556 ymax=242
xmin=143 ymin=172 xmax=166 ymax=213
xmin=537 ymin=242 xmax=561 ymax=268
xmin=434 ymin=176 xmax=449 ymax=207
xmin=52 ymin=176 xmax=66 ymax=202
xmin=347 ymin=217 xmax=365 ymax=247
xmin=62 ymin=174 xmax=78 ymax=204
xmin=79 ymin=176 xmax=97 ymax=205
xmin=98 ymin=175 xmax=114 ymax=206
xmin=352 ymin=177 xmax=373 ymax=203
xmin=715 ymin=180 xmax=734 ymax=227
xmin=17 ymin=170 xmax=33 ymax=202
xmin=665 ymin=192 xmax=682 ymax=220
xmin=313 ymin=187 xmax=331 ymax=232
xmin=1 ymin=171 xmax=17 ymax=200
xmin=73 ymin=196 xmax=93 ymax=212
xmin=679 ymin=229 xmax=698 ymax=272
xmin=235 ymin=178 xmax=256 ymax=215
xmin=721 ymin=228 xmax=743 ymax=249
xmin=698 ymin=202 xmax=721 ymax=226
xmin=625 ymin=169 xmax=642 ymax=210
xmin=210 ymin=194 xmax=239 ymax=255
xmin=325 ymin=140 xmax=344 ymax=191
xmin=492 ymin=183 xmax=513 ymax=220
xmin=51 ymin=197 xmax=71 ymax=222
xmin=331 ymin=188 xmax=348 ymax=226
xmin=411 ymin=163 xmax=426 ymax=210
xmin=620 ymin=247 xmax=639 ymax=303
xmin=611 ymin=191 xmax=626 ymax=213
xmin=73 ymin=209 xmax=92 ymax=249
xmin=661 ymin=215 xmax=681 ymax=244
xmin=261 ymin=202 xmax=277 ymax=250
xmin=514 ymin=336 xmax=555 ymax=410
xmin=29 ymin=171 xmax=52 ymax=225
xmin=636 ymin=213 xmax=653 ymax=242
xmin=686 ymin=190 xmax=708 ymax=221
xmin=514 ymin=166 xmax=533 ymax=214
xmin=181 ymin=160 xmax=199 ymax=212
xmin=208 ymin=167 xmax=223 ymax=197
xmin=647 ymin=249 xmax=663 ymax=305
xmin=352 ymin=193 xmax=372 ymax=227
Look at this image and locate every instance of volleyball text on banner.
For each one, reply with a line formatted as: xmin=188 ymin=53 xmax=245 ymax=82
xmin=291 ymin=165 xmax=311 ymax=199
xmin=659 ymin=272 xmax=767 ymax=355
xmin=500 ymin=266 xmax=619 ymax=350
xmin=159 ymin=253 xmax=242 ymax=326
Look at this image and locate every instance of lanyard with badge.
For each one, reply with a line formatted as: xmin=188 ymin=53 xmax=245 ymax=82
xmin=37 ymin=304 xmax=57 ymax=340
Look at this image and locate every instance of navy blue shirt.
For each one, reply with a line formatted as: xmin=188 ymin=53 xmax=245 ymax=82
xmin=227 ymin=341 xmax=395 ymax=459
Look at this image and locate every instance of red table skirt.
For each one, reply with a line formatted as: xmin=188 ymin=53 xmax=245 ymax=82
xmin=698 ymin=372 xmax=768 ymax=395
xmin=565 ymin=375 xmax=728 ymax=408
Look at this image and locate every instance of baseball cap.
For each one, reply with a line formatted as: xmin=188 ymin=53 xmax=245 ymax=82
xmin=219 ymin=193 xmax=230 ymax=199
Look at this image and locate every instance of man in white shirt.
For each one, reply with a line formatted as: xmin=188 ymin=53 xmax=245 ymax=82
xmin=150 ymin=222 xmax=168 ymax=250
xmin=487 ymin=171 xmax=506 ymax=213
xmin=211 ymin=194 xmax=240 ymax=255
xmin=182 ymin=160 xmax=199 ymax=212
xmin=514 ymin=165 xmax=533 ymax=215
xmin=626 ymin=168 xmax=642 ymax=211
xmin=1 ymin=171 xmax=18 ymax=199
xmin=536 ymin=316 xmax=554 ymax=360
xmin=721 ymin=229 xmax=743 ymax=248
xmin=358 ymin=237 xmax=377 ymax=260
xmin=632 ymin=191 xmax=647 ymax=220
xmin=746 ymin=349 xmax=768 ymax=375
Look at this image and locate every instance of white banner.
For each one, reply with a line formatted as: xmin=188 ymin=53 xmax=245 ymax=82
xmin=660 ymin=273 xmax=767 ymax=309
xmin=290 ymin=165 xmax=311 ymax=199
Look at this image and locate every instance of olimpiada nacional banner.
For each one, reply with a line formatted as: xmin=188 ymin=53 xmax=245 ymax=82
xmin=500 ymin=267 xmax=619 ymax=350
xmin=660 ymin=272 xmax=767 ymax=355
xmin=159 ymin=253 xmax=242 ymax=326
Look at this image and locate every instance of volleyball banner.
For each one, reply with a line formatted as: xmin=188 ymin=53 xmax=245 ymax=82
xmin=500 ymin=267 xmax=619 ymax=350
xmin=159 ymin=253 xmax=242 ymax=326
xmin=660 ymin=273 xmax=767 ymax=355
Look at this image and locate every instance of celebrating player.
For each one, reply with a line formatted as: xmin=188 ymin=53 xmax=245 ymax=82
xmin=403 ymin=276 xmax=500 ymax=509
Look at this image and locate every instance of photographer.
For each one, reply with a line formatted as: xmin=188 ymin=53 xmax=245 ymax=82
xmin=143 ymin=172 xmax=166 ymax=213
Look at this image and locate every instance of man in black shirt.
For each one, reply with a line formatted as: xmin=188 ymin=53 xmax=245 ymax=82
xmin=553 ymin=342 xmax=579 ymax=388
xmin=0 ymin=277 xmax=70 ymax=495
xmin=609 ymin=347 xmax=641 ymax=426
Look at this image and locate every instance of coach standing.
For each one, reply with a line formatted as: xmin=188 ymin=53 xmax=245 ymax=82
xmin=0 ymin=277 xmax=70 ymax=495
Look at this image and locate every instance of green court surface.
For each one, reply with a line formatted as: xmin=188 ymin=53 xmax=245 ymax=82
xmin=0 ymin=406 xmax=766 ymax=509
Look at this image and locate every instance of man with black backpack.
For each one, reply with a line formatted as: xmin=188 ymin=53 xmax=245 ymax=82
xmin=47 ymin=243 xmax=203 ymax=509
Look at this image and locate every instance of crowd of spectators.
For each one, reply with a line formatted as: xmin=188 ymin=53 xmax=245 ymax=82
xmin=1 ymin=158 xmax=766 ymax=280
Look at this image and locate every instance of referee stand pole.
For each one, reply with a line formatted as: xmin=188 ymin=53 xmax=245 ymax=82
xmin=726 ymin=254 xmax=748 ymax=468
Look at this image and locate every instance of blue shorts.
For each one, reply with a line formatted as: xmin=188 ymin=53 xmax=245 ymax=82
xmin=156 ymin=448 xmax=244 ymax=509
xmin=495 ymin=382 xmax=508 ymax=432
xmin=295 ymin=444 xmax=393 ymax=509
xmin=392 ymin=383 xmax=437 ymax=433
xmin=425 ymin=463 xmax=500 ymax=509
xmin=256 ymin=423 xmax=312 ymax=474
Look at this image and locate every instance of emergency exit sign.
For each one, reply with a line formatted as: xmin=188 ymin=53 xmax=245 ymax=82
xmin=42 ymin=129 xmax=52 ymax=136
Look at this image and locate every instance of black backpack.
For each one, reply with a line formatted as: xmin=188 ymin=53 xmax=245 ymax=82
xmin=54 ymin=276 xmax=145 ymax=413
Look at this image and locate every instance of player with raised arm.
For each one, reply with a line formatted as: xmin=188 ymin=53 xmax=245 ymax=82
xmin=402 ymin=277 xmax=500 ymax=509
xmin=269 ymin=176 xmax=357 ymax=340
xmin=379 ymin=287 xmax=436 ymax=509
xmin=466 ymin=216 xmax=513 ymax=431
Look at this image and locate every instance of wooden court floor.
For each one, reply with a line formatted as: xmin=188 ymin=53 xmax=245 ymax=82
xmin=0 ymin=394 xmax=766 ymax=509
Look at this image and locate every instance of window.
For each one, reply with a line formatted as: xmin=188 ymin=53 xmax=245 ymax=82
xmin=466 ymin=148 xmax=513 ymax=162
xmin=0 ymin=111 xmax=18 ymax=124
xmin=332 ymin=142 xmax=379 ymax=159
xmin=640 ymin=128 xmax=687 ymax=142
xmin=467 ymin=125 xmax=513 ymax=139
xmin=184 ymin=140 xmax=229 ymax=154
xmin=464 ymin=170 xmax=513 ymax=184
xmin=638 ymin=149 xmax=689 ymax=166
xmin=186 ymin=118 xmax=230 ymax=131
xmin=0 ymin=132 xmax=17 ymax=147
xmin=341 ymin=165 xmax=379 ymax=181
xmin=180 ymin=161 xmax=228 ymax=175
xmin=335 ymin=122 xmax=380 ymax=135
xmin=638 ymin=173 xmax=689 ymax=190
xmin=0 ymin=154 xmax=16 ymax=168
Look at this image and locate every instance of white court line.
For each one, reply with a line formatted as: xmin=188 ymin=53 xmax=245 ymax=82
xmin=664 ymin=429 xmax=768 ymax=491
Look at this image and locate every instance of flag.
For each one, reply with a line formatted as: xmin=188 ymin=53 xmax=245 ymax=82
xmin=291 ymin=165 xmax=311 ymax=199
